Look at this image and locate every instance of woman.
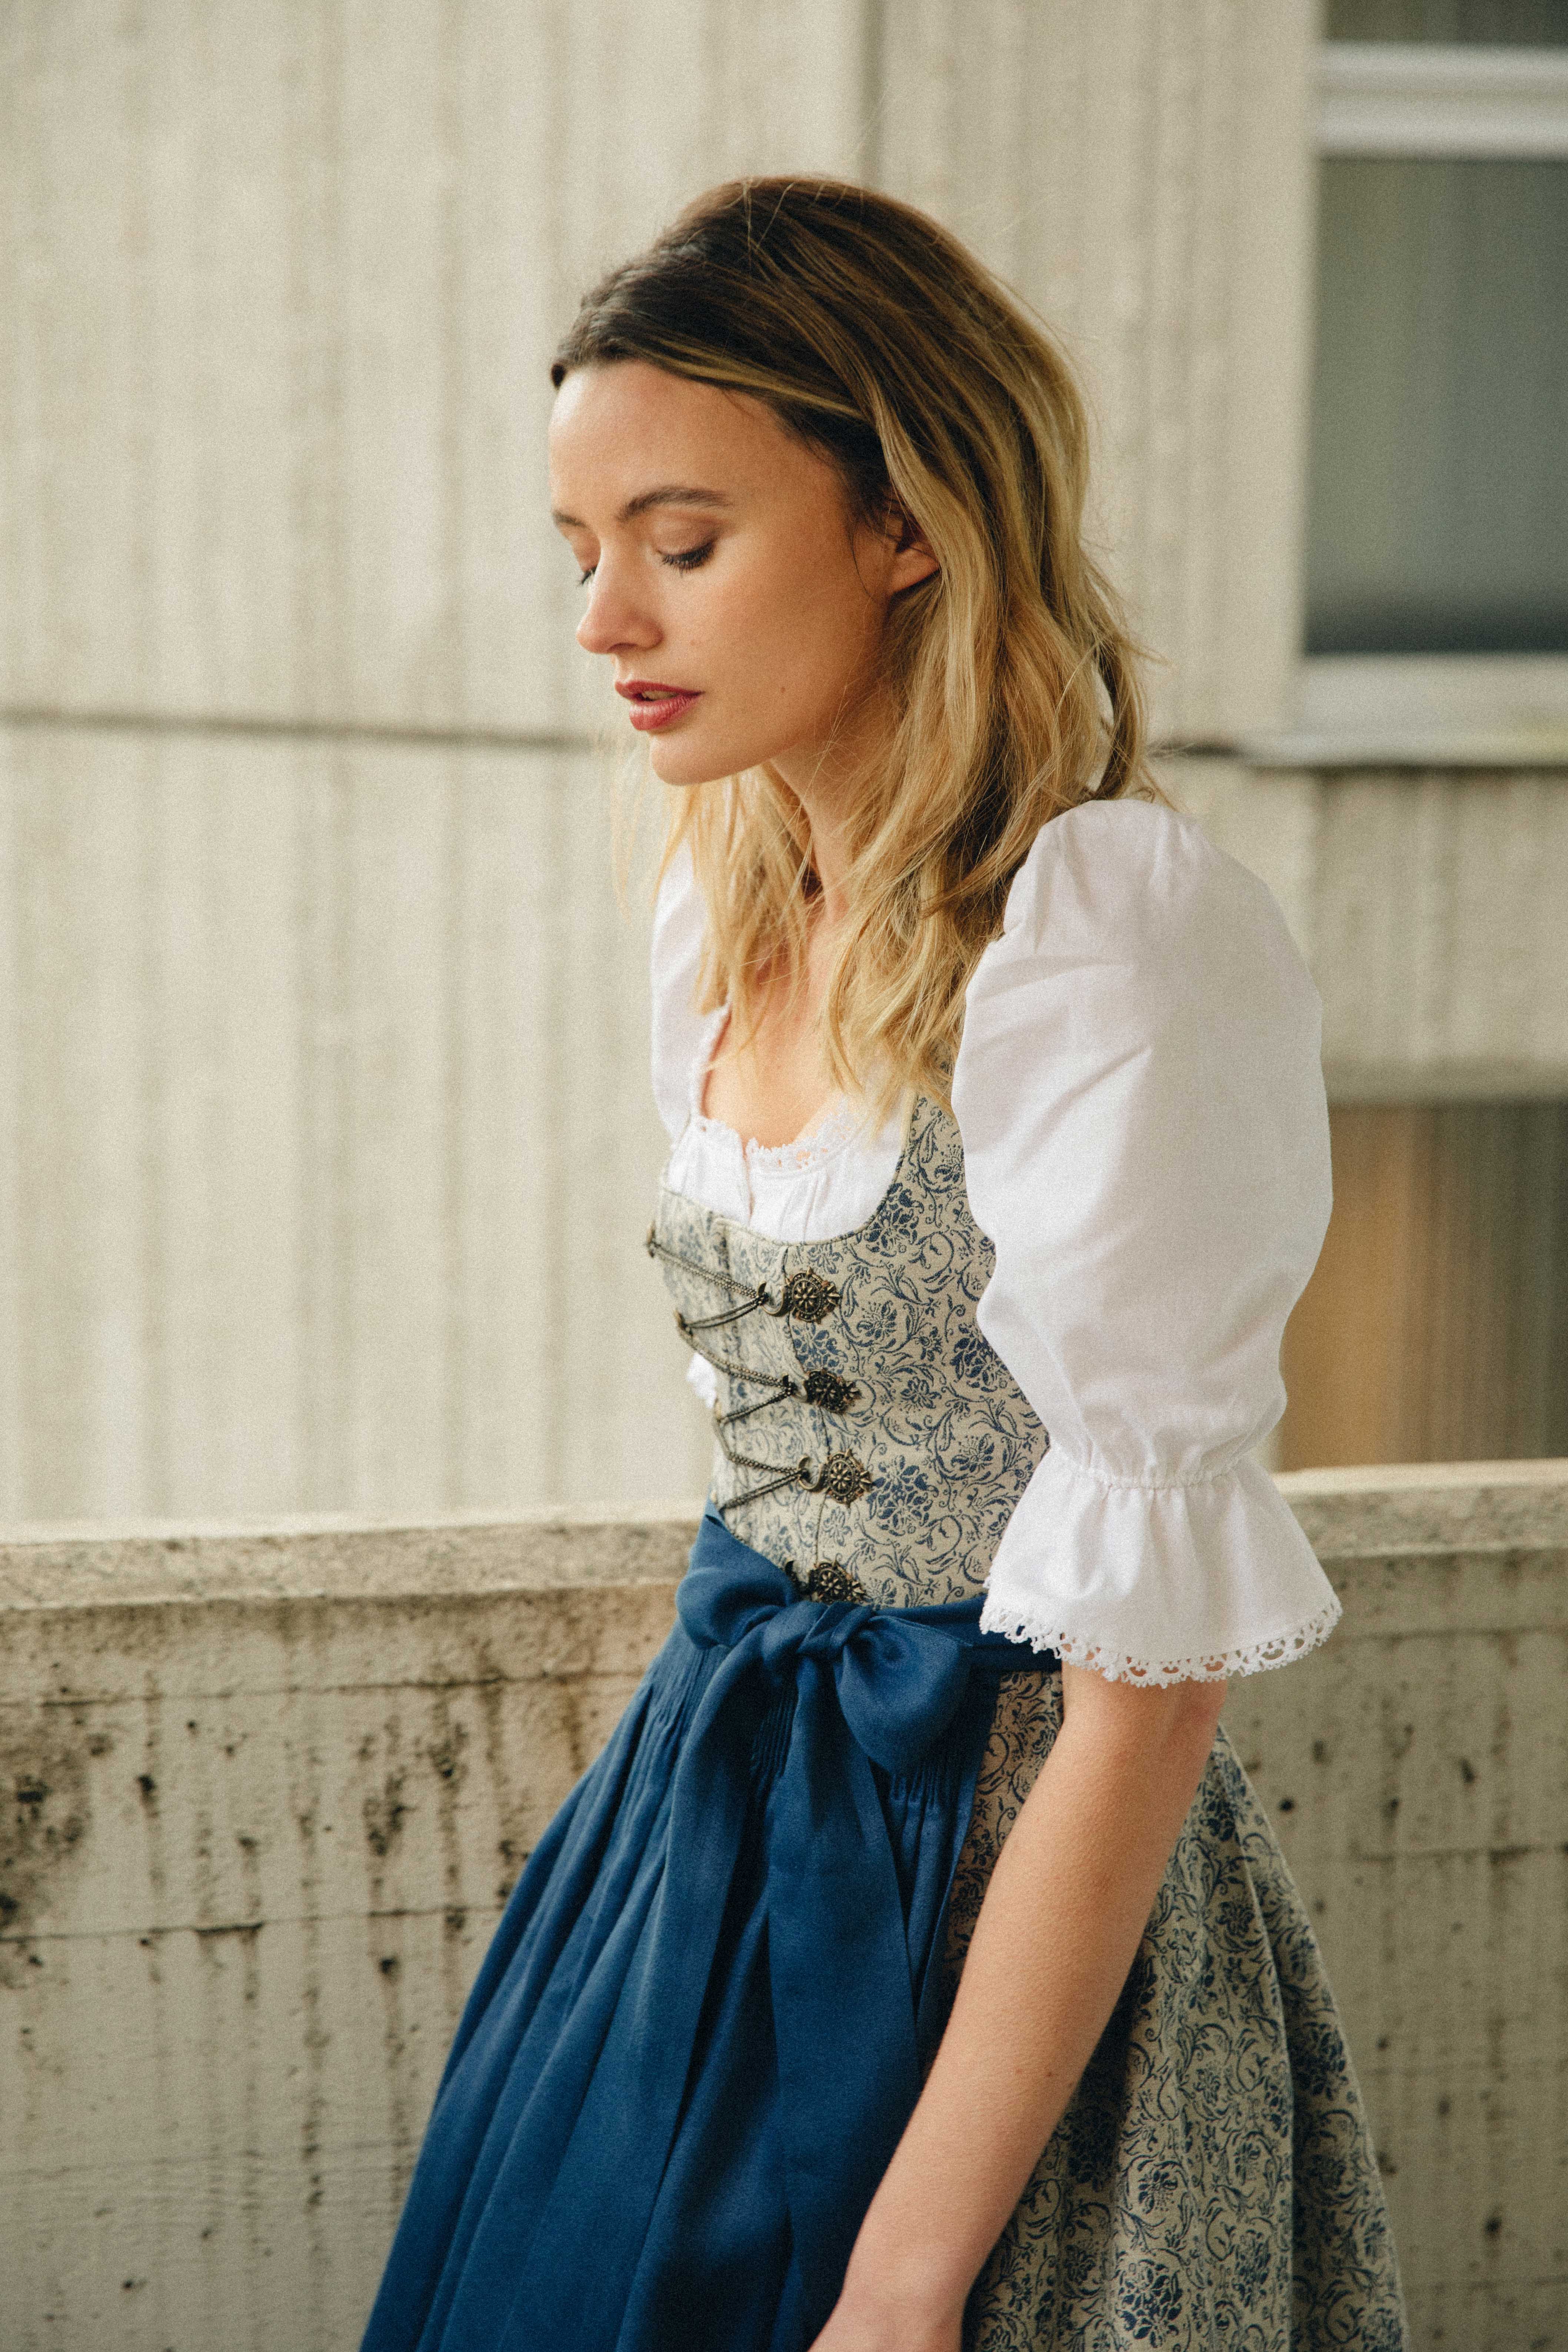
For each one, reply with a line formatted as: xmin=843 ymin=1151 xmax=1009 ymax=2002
xmin=363 ymin=179 xmax=1406 ymax=2352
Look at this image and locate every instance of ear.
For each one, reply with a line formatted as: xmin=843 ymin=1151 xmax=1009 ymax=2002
xmin=885 ymin=502 xmax=939 ymax=595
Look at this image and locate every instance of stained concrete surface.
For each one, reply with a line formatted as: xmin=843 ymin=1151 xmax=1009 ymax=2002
xmin=2 ymin=1469 xmax=1565 ymax=2349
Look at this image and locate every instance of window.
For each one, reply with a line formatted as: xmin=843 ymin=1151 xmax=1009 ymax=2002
xmin=1279 ymin=1100 xmax=1568 ymax=1469
xmin=1293 ymin=0 xmax=1568 ymax=758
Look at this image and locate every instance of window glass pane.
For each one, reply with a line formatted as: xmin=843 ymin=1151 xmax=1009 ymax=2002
xmin=1305 ymin=157 xmax=1568 ymax=655
xmin=1279 ymin=1102 xmax=1568 ymax=1469
xmin=1327 ymin=0 xmax=1568 ymax=41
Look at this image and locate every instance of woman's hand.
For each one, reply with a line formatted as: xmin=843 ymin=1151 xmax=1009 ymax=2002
xmin=806 ymin=2283 xmax=963 ymax=2352
xmin=813 ymin=1662 xmax=1229 ymax=2333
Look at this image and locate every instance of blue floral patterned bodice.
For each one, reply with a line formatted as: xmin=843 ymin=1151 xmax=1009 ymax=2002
xmin=647 ymin=1096 xmax=1049 ymax=1609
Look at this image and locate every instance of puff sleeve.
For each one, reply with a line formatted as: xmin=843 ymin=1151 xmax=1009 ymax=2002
xmin=954 ymin=800 xmax=1339 ymax=1683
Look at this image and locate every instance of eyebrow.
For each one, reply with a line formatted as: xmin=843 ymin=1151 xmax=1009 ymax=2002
xmin=550 ymin=485 xmax=733 ymax=529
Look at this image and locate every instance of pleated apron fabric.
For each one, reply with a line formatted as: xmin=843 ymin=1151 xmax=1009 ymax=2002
xmin=361 ymin=1508 xmax=1054 ymax=2352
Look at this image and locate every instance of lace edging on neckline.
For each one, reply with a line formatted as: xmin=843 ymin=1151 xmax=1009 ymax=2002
xmin=742 ymin=1097 xmax=867 ymax=1174
xmin=684 ymin=1095 xmax=869 ymax=1178
xmin=687 ymin=1004 xmax=869 ymax=1178
xmin=977 ymin=1593 xmax=1343 ymax=1686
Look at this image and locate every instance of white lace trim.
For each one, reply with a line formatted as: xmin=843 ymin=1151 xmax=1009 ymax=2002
xmin=978 ymin=1591 xmax=1343 ymax=1687
xmin=683 ymin=1097 xmax=869 ymax=1177
xmin=745 ymin=1096 xmax=867 ymax=1174
xmin=686 ymin=1000 xmax=871 ymax=1179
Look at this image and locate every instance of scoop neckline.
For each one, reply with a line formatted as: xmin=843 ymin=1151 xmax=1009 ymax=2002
xmin=660 ymin=1090 xmax=934 ymax=1250
xmin=685 ymin=1094 xmax=870 ymax=1177
xmin=689 ymin=1005 xmax=869 ymax=1174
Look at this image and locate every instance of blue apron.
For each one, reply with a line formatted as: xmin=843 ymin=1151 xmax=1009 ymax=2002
xmin=362 ymin=1509 xmax=1053 ymax=2352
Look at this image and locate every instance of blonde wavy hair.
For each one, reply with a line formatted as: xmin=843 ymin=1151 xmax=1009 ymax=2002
xmin=552 ymin=177 xmax=1159 ymax=1117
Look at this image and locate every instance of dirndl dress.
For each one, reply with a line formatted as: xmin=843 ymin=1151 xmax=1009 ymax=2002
xmin=362 ymin=802 xmax=1410 ymax=2349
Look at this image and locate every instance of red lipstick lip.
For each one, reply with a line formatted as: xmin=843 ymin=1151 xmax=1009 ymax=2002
xmin=617 ymin=680 xmax=703 ymax=733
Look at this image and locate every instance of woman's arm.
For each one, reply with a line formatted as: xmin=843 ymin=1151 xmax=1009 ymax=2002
xmin=811 ymin=1663 xmax=1229 ymax=2352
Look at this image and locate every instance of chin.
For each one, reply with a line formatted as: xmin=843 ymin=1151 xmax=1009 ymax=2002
xmin=647 ymin=732 xmax=760 ymax=790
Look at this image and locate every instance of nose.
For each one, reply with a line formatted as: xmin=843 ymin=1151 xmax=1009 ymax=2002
xmin=576 ymin=562 xmax=660 ymax=659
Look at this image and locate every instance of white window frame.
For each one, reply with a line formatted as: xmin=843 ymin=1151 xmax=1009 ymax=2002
xmin=1319 ymin=41 xmax=1568 ymax=159
xmin=1256 ymin=44 xmax=1568 ymax=769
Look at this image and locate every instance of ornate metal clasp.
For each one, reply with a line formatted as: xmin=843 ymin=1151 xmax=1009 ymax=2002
xmin=801 ymin=1561 xmax=869 ymax=1604
xmin=769 ymin=1268 xmax=840 ymax=1324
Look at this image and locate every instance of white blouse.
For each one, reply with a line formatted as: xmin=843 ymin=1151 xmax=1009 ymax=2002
xmin=650 ymin=800 xmax=1341 ymax=1686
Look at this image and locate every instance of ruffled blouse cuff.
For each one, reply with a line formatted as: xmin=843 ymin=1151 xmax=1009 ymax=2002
xmin=978 ymin=1447 xmax=1341 ymax=1686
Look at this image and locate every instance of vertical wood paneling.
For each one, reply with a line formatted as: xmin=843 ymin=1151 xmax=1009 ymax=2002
xmin=452 ymin=0 xmax=574 ymax=734
xmin=342 ymin=755 xmax=460 ymax=1503
xmin=294 ymin=756 xmax=356 ymax=1507
xmin=449 ymin=754 xmax=562 ymax=1503
xmin=0 ymin=776 xmax=20 ymax=1518
xmin=553 ymin=774 xmax=680 ymax=1504
xmin=7 ymin=5 xmax=156 ymax=710
xmin=1179 ymin=762 xmax=1568 ymax=1102
xmin=139 ymin=6 xmax=302 ymax=717
xmin=208 ymin=759 xmax=315 ymax=1510
xmin=144 ymin=748 xmax=312 ymax=1514
xmin=339 ymin=5 xmax=465 ymax=726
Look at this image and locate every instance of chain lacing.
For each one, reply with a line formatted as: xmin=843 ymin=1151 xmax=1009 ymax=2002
xmin=647 ymin=1224 xmax=872 ymax=1525
xmin=645 ymin=1229 xmax=843 ymax=1330
xmin=682 ymin=1333 xmax=860 ymax=1430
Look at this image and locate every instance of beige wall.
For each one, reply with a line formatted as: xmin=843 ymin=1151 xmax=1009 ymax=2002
xmin=1179 ymin=762 xmax=1568 ymax=1102
xmin=876 ymin=0 xmax=1320 ymax=743
xmin=0 ymin=728 xmax=685 ymax=1518
xmin=2 ymin=1466 xmax=1565 ymax=2351
xmin=1182 ymin=766 xmax=1568 ymax=1469
xmin=1 ymin=0 xmax=876 ymax=1521
xmin=1 ymin=0 xmax=1336 ymax=1523
xmin=1 ymin=0 xmax=872 ymax=737
xmin=3 ymin=2 xmax=1566 ymax=1517
xmin=1 ymin=0 xmax=1315 ymax=741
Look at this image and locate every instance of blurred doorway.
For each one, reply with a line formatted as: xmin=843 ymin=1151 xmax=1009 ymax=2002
xmin=1279 ymin=1101 xmax=1568 ymax=1467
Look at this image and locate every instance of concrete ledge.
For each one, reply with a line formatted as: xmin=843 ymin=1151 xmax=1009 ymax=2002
xmin=6 ymin=1458 xmax=1563 ymax=1606
xmin=3 ymin=1467 xmax=1565 ymax=2352
xmin=1278 ymin=1456 xmax=1568 ymax=1558
xmin=0 ymin=1497 xmax=703 ymax=1609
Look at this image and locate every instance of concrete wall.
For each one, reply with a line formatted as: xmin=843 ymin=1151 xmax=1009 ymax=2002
xmin=3 ymin=1463 xmax=1565 ymax=2351
xmin=876 ymin=0 xmax=1320 ymax=745
xmin=3 ymin=0 xmax=883 ymax=1523
xmin=1179 ymin=761 xmax=1568 ymax=1103
xmin=1 ymin=0 xmax=1315 ymax=745
xmin=4 ymin=8 xmax=1566 ymax=1485
xmin=0 ymin=730 xmax=686 ymax=1519
xmin=1 ymin=0 xmax=1451 ymax=1528
xmin=1182 ymin=762 xmax=1568 ymax=1471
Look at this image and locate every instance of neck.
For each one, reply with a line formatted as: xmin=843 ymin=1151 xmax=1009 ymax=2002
xmin=795 ymin=788 xmax=854 ymax=927
xmin=771 ymin=690 xmax=890 ymax=928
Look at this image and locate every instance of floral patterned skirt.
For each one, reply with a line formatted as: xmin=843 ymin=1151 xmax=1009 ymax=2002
xmin=944 ymin=1674 xmax=1409 ymax=2351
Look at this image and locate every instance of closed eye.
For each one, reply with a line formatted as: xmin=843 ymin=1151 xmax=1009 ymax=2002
xmin=576 ymin=539 xmax=716 ymax=588
xmin=662 ymin=540 xmax=716 ymax=572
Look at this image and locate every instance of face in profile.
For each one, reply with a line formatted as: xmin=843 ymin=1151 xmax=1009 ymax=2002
xmin=549 ymin=360 xmax=935 ymax=794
